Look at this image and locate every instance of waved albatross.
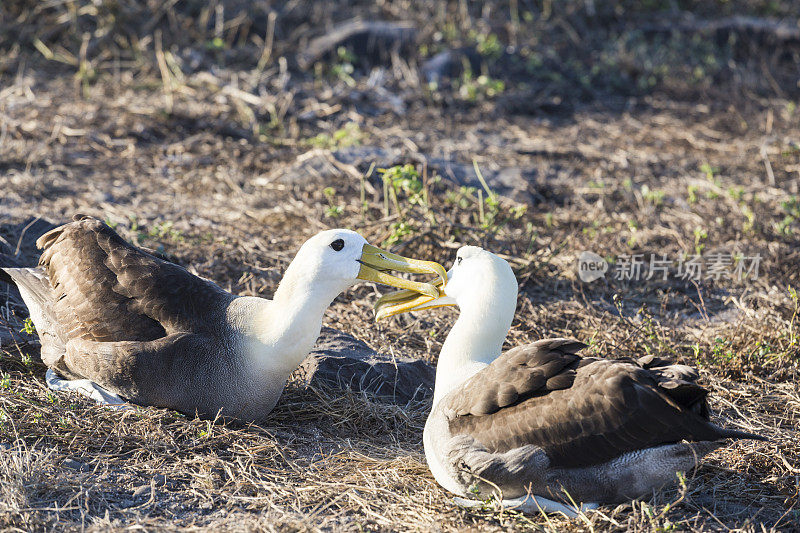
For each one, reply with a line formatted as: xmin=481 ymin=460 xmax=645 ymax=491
xmin=0 ymin=215 xmax=445 ymax=422
xmin=375 ymin=246 xmax=764 ymax=516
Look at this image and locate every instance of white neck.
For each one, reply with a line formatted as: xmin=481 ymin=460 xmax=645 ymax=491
xmin=432 ymin=299 xmax=514 ymax=407
xmin=228 ymin=264 xmax=349 ymax=377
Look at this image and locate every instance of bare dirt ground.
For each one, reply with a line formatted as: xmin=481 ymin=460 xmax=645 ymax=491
xmin=1 ymin=1 xmax=799 ymax=531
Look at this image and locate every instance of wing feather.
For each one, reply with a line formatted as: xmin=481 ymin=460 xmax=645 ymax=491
xmin=37 ymin=215 xmax=232 ymax=344
xmin=445 ymin=339 xmax=757 ymax=468
xmin=447 ymin=338 xmax=584 ymax=417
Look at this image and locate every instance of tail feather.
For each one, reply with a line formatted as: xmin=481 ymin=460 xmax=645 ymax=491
xmin=715 ymin=426 xmax=768 ymax=442
xmin=1 ymin=267 xmax=64 ymax=365
xmin=1 ymin=267 xmax=54 ymax=313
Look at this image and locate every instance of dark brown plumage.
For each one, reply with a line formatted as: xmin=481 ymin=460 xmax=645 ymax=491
xmin=446 ymin=338 xmax=764 ymax=469
xmin=38 ymin=214 xmax=231 ymax=345
xmin=3 ymin=215 xmax=237 ymax=413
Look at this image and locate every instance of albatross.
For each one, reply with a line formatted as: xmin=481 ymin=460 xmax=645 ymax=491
xmin=375 ymin=246 xmax=764 ymax=516
xmin=0 ymin=215 xmax=445 ymax=422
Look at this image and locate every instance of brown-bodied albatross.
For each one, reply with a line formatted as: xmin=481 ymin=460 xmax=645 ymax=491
xmin=0 ymin=215 xmax=445 ymax=422
xmin=375 ymin=246 xmax=764 ymax=516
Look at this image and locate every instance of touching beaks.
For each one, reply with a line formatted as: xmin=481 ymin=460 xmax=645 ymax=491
xmin=373 ymin=277 xmax=456 ymax=320
xmin=356 ymin=244 xmax=447 ymax=299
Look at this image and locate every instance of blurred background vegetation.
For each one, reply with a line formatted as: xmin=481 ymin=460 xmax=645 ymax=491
xmin=2 ymin=0 xmax=798 ymax=110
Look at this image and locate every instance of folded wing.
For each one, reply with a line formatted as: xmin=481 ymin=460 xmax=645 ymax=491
xmin=445 ymin=338 xmax=761 ymax=468
xmin=37 ymin=214 xmax=232 ymax=344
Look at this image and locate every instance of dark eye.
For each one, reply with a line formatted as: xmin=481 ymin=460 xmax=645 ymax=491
xmin=457 ymin=256 xmax=463 ymax=265
xmin=330 ymin=239 xmax=345 ymax=251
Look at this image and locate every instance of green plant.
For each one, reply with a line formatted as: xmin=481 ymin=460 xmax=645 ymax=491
xmin=691 ymin=342 xmax=702 ymax=360
xmin=21 ymin=317 xmax=35 ymax=335
xmin=710 ymin=337 xmax=736 ymax=363
xmin=727 ymin=186 xmax=744 ymax=202
xmin=700 ymin=163 xmax=721 ymax=186
xmin=440 ymin=163 xmax=513 ymax=233
xmin=0 ymin=373 xmax=10 ymax=389
xmin=197 ymin=420 xmax=214 ymax=439
xmin=383 ymin=221 xmax=415 ymax=246
xmin=509 ymin=205 xmax=527 ymax=219
xmin=642 ymin=185 xmax=665 ymax=206
xmin=307 ymin=122 xmax=363 ymax=150
xmin=380 ymin=165 xmax=425 ymax=206
xmin=741 ymin=204 xmax=755 ymax=233
xmin=446 ymin=186 xmax=478 ymax=209
xmin=75 ymin=45 xmax=98 ymax=97
xmin=378 ymin=164 xmax=438 ymax=228
xmin=741 ymin=207 xmax=755 ymax=233
xmin=463 ymin=75 xmax=505 ymax=101
xmin=693 ymin=226 xmax=708 ymax=254
xmin=473 ymin=161 xmax=501 ymax=230
xmin=788 ymin=286 xmax=798 ymax=350
xmin=583 ymin=220 xmax=600 ymax=239
xmin=475 ymin=32 xmax=503 ymax=59
xmin=687 ymin=185 xmax=699 ymax=204
xmin=781 ymin=142 xmax=800 ymax=157
xmin=777 ymin=196 xmax=800 ymax=235
xmin=626 ymin=220 xmax=640 ymax=248
xmin=525 ymin=222 xmax=538 ymax=256
xmin=330 ymin=46 xmax=356 ymax=87
xmin=457 ymin=64 xmax=505 ymax=102
xmin=322 ymin=187 xmax=343 ymax=218
xmin=205 ymin=37 xmax=225 ymax=50
xmin=149 ymin=221 xmax=183 ymax=242
xmin=374 ymin=164 xmax=436 ymax=245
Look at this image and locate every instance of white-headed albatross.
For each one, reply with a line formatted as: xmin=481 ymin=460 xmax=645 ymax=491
xmin=375 ymin=246 xmax=764 ymax=516
xmin=0 ymin=215 xmax=445 ymax=422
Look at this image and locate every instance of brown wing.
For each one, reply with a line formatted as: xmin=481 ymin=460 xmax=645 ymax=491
xmin=446 ymin=339 xmax=760 ymax=469
xmin=37 ymin=215 xmax=233 ymax=343
xmin=446 ymin=338 xmax=585 ymax=417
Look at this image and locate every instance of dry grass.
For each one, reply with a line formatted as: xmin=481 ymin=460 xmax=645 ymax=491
xmin=1 ymin=0 xmax=799 ymax=531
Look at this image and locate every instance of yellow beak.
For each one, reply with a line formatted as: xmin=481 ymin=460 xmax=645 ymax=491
xmin=356 ymin=244 xmax=447 ymax=299
xmin=373 ymin=277 xmax=456 ymax=320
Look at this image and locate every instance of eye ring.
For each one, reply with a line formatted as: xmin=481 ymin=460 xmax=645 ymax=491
xmin=330 ymin=239 xmax=345 ymax=251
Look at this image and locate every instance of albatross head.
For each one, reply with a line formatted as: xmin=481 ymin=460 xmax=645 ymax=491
xmin=374 ymin=245 xmax=518 ymax=323
xmin=375 ymin=246 xmax=519 ymax=399
xmin=279 ymin=229 xmax=446 ymax=300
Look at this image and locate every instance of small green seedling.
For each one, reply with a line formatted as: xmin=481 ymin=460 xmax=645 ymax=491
xmin=323 ymin=187 xmax=344 ymax=218
xmin=21 ymin=318 xmax=35 ymax=335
